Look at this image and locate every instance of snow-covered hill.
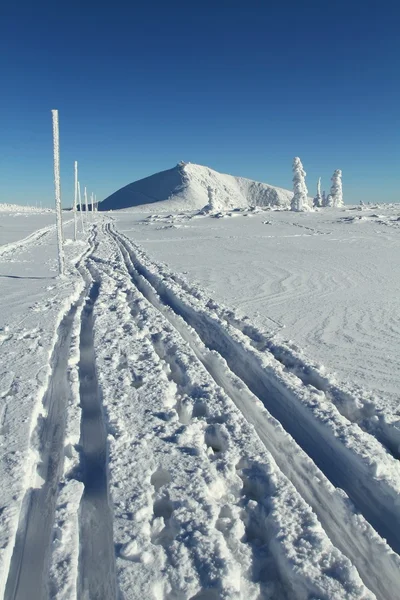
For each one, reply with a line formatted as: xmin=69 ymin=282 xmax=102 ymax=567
xmin=99 ymin=162 xmax=293 ymax=212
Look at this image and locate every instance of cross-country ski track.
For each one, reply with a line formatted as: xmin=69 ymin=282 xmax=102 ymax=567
xmin=1 ymin=217 xmax=400 ymax=599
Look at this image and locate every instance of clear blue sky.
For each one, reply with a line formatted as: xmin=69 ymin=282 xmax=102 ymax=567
xmin=1 ymin=0 xmax=399 ymax=206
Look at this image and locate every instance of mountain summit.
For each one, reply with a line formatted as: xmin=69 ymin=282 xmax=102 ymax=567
xmin=99 ymin=163 xmax=293 ymax=212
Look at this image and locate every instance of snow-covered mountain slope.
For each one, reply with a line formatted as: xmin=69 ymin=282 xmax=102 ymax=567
xmin=99 ymin=162 xmax=293 ymax=212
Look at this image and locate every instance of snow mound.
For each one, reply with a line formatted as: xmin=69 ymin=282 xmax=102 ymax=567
xmin=99 ymin=162 xmax=293 ymax=212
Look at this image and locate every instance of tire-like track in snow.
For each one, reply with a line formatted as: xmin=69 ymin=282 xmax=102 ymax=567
xmin=107 ymin=223 xmax=400 ymax=600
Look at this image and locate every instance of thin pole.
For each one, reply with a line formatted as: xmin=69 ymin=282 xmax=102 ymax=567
xmin=84 ymin=186 xmax=88 ymax=215
xmin=51 ymin=109 xmax=65 ymax=276
xmin=73 ymin=161 xmax=78 ymax=241
xmin=91 ymin=192 xmax=94 ymax=219
xmin=78 ymin=181 xmax=85 ymax=234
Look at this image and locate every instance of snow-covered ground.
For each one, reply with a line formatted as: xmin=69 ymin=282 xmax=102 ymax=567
xmin=1 ymin=205 xmax=400 ymax=600
xmin=0 ymin=210 xmax=62 ymax=248
xmin=116 ymin=205 xmax=400 ymax=419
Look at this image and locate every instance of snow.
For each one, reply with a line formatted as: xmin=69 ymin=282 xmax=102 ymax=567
xmin=99 ymin=162 xmax=294 ymax=212
xmin=116 ymin=206 xmax=400 ymax=419
xmin=327 ymin=170 xmax=344 ymax=208
xmin=0 ymin=211 xmax=63 ymax=248
xmin=1 ymin=204 xmax=400 ymax=599
xmin=291 ymin=157 xmax=310 ymax=212
xmin=0 ymin=217 xmax=90 ymax=598
xmin=0 ymin=203 xmax=52 ymax=213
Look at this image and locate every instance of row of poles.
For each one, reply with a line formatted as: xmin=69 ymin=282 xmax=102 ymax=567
xmin=52 ymin=109 xmax=99 ymax=276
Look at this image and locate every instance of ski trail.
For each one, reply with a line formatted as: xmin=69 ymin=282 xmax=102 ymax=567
xmin=76 ymin=269 xmax=117 ymax=600
xmin=4 ymin=299 xmax=82 ymax=600
xmin=3 ymin=229 xmax=96 ymax=600
xmin=224 ymin=319 xmax=400 ymax=459
xmin=112 ymin=284 xmax=287 ymax=598
xmin=119 ymin=235 xmax=400 ymax=459
xmin=87 ymin=237 xmax=372 ymax=599
xmin=112 ymin=226 xmax=400 ymax=471
xmin=107 ymin=224 xmax=400 ymax=600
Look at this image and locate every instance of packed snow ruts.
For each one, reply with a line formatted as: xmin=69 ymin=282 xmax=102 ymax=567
xmin=113 ymin=223 xmax=400 ymax=460
xmin=2 ymin=212 xmax=400 ymax=599
xmin=3 ymin=230 xmax=97 ymax=600
xmin=75 ymin=263 xmax=117 ymax=600
xmin=102 ymin=222 xmax=400 ymax=599
xmin=88 ymin=224 xmax=374 ymax=599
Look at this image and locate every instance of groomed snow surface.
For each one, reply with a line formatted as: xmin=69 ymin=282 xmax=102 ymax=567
xmin=1 ymin=203 xmax=400 ymax=599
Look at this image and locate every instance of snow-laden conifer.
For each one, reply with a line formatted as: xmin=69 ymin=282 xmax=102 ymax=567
xmin=313 ymin=177 xmax=322 ymax=208
xmin=328 ymin=169 xmax=343 ymax=207
xmin=51 ymin=110 xmax=65 ymax=275
xmin=291 ymin=157 xmax=310 ymax=211
xmin=207 ymin=186 xmax=217 ymax=212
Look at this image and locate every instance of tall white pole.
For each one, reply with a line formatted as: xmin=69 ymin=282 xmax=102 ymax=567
xmin=84 ymin=186 xmax=88 ymax=215
xmin=91 ymin=192 xmax=94 ymax=219
xmin=73 ymin=161 xmax=78 ymax=241
xmin=78 ymin=181 xmax=85 ymax=234
xmin=51 ymin=109 xmax=65 ymax=276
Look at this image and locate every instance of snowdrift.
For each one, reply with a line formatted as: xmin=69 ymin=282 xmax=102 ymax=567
xmin=99 ymin=162 xmax=293 ymax=212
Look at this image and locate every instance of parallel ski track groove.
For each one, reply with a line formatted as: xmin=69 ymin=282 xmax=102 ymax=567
xmin=116 ymin=230 xmax=399 ymax=460
xmin=4 ymin=229 xmax=97 ymax=600
xmin=76 ymin=259 xmax=117 ymax=600
xmin=106 ymin=222 xmax=400 ymax=600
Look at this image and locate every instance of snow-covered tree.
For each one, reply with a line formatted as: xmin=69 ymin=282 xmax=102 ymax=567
xmin=326 ymin=169 xmax=343 ymax=207
xmin=313 ymin=177 xmax=322 ymax=208
xmin=207 ymin=185 xmax=217 ymax=211
xmin=291 ymin=157 xmax=310 ymax=211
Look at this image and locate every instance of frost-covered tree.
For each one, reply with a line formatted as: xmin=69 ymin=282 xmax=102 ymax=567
xmin=313 ymin=177 xmax=322 ymax=208
xmin=326 ymin=169 xmax=343 ymax=207
xmin=291 ymin=157 xmax=310 ymax=211
xmin=321 ymin=190 xmax=328 ymax=207
xmin=331 ymin=169 xmax=343 ymax=207
xmin=205 ymin=185 xmax=219 ymax=212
